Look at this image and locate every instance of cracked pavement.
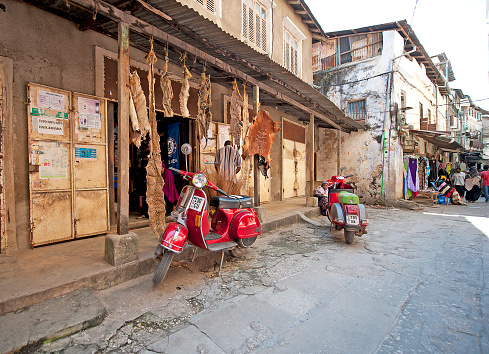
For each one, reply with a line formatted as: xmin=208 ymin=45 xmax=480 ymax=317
xmin=36 ymin=202 xmax=489 ymax=353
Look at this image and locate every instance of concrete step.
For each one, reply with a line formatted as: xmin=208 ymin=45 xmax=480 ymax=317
xmin=0 ymin=289 xmax=106 ymax=354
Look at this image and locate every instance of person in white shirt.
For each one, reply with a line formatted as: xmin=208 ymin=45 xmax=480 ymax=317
xmin=214 ymin=140 xmax=242 ymax=183
xmin=451 ymin=168 xmax=466 ymax=199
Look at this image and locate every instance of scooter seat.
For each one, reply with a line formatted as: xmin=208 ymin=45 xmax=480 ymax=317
xmin=210 ymin=195 xmax=253 ymax=209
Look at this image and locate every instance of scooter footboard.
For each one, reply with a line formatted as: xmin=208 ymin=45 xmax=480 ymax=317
xmin=160 ymin=222 xmax=188 ymax=253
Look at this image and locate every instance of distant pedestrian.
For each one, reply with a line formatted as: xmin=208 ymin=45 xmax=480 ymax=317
xmin=465 ymin=167 xmax=481 ymax=203
xmin=451 ymin=168 xmax=466 ymax=199
xmin=481 ymin=165 xmax=489 ymax=202
xmin=214 ymin=140 xmax=242 ymax=183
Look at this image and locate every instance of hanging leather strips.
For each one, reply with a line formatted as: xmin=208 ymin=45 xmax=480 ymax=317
xmin=145 ymin=41 xmax=166 ymax=236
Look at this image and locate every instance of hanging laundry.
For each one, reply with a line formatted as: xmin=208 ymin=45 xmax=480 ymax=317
xmin=407 ymin=157 xmax=419 ymax=197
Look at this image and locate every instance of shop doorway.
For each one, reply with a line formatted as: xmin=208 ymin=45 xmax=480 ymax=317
xmin=112 ymin=107 xmax=195 ymax=220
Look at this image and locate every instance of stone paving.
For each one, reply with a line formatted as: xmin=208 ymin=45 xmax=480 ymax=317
xmin=20 ymin=201 xmax=489 ymax=353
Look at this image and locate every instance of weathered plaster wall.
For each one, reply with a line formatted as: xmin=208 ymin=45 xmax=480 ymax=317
xmin=316 ymin=128 xmax=383 ymax=203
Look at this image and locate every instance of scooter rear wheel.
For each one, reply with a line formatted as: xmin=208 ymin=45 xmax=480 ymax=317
xmin=344 ymin=230 xmax=355 ymax=244
xmin=153 ymin=250 xmax=174 ymax=284
xmin=237 ymin=236 xmax=257 ymax=248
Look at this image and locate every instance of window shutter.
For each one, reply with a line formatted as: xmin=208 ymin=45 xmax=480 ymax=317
xmin=261 ymin=12 xmax=267 ymax=51
xmin=248 ymin=6 xmax=254 ymax=43
xmin=242 ymin=2 xmax=248 ymax=37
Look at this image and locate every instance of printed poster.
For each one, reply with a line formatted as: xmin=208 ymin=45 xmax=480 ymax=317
xmin=218 ymin=124 xmax=231 ymax=148
xmin=78 ymin=97 xmax=101 ymax=130
xmin=38 ymin=90 xmax=66 ymax=111
xmin=37 ymin=142 xmax=69 ymax=179
xmin=37 ymin=117 xmax=64 ymax=135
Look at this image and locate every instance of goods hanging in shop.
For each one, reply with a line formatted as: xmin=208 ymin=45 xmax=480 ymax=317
xmin=129 ymin=71 xmax=150 ymax=146
xmin=197 ymin=71 xmax=212 ymax=143
xmin=145 ymin=41 xmax=166 ymax=236
xmin=179 ymin=64 xmax=191 ymax=117
xmin=243 ymin=109 xmax=280 ymax=169
xmin=230 ymin=81 xmax=242 ymax=145
xmin=160 ymin=61 xmax=174 ymax=117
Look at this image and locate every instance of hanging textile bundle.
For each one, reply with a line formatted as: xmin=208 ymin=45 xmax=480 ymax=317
xmin=239 ymin=86 xmax=253 ymax=196
xmin=129 ymin=70 xmax=150 ymax=145
xmin=242 ymin=109 xmax=280 ymax=169
xmin=160 ymin=63 xmax=174 ymax=117
xmin=145 ymin=40 xmax=166 ymax=236
xmin=129 ymin=94 xmax=142 ymax=147
xmin=197 ymin=71 xmax=212 ymax=144
xmin=179 ymin=64 xmax=191 ymax=117
xmin=230 ymin=80 xmax=242 ymax=145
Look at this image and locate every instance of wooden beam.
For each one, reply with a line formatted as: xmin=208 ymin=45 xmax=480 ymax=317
xmin=307 ymin=114 xmax=315 ymax=196
xmin=117 ymin=21 xmax=130 ymax=235
xmin=253 ymin=85 xmax=260 ymax=207
xmin=67 ymin=0 xmax=357 ymax=131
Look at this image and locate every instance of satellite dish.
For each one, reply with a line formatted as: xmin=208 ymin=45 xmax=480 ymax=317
xmin=181 ymin=143 xmax=192 ymax=155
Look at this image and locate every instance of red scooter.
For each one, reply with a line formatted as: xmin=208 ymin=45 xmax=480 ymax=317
xmin=326 ymin=174 xmax=368 ymax=244
xmin=153 ymin=167 xmax=261 ymax=284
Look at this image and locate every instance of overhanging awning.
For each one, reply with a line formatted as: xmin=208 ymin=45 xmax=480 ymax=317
xmin=410 ymin=130 xmax=464 ymax=152
xmin=21 ymin=0 xmax=364 ymax=132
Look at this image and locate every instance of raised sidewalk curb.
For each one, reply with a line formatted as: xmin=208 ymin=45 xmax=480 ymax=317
xmin=0 ymin=289 xmax=106 ymax=354
xmin=0 ymin=208 xmax=321 ymax=318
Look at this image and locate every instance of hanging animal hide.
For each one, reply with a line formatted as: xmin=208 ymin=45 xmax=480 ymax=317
xmin=179 ymin=65 xmax=191 ymax=117
xmin=197 ymin=72 xmax=212 ymax=140
xmin=129 ymin=71 xmax=150 ymax=144
xmin=129 ymin=95 xmax=142 ymax=147
xmin=145 ymin=46 xmax=166 ymax=236
xmin=160 ymin=67 xmax=174 ymax=117
xmin=230 ymin=88 xmax=241 ymax=145
xmin=242 ymin=109 xmax=280 ymax=168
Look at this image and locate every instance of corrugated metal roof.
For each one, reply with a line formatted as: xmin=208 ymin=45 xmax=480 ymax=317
xmin=19 ymin=0 xmax=363 ymax=131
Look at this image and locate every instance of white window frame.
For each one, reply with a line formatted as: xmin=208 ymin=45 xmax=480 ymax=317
xmin=282 ymin=16 xmax=306 ymax=78
xmin=241 ymin=0 xmax=274 ymax=54
xmin=196 ymin=0 xmax=217 ymax=14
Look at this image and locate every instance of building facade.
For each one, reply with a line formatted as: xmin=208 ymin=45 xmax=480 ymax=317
xmin=0 ymin=0 xmax=363 ymax=252
xmin=313 ymin=21 xmax=461 ymax=203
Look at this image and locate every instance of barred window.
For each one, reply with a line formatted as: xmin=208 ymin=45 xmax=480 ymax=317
xmin=284 ymin=30 xmax=298 ymax=75
xmin=242 ymin=0 xmax=267 ymax=52
xmin=196 ymin=0 xmax=215 ymax=13
xmin=347 ymin=99 xmax=366 ymax=121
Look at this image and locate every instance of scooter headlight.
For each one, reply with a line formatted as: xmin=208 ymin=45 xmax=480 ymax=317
xmin=192 ymin=173 xmax=208 ymax=189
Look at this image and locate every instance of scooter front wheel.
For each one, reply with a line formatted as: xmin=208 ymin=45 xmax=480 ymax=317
xmin=153 ymin=250 xmax=174 ymax=284
xmin=344 ymin=230 xmax=355 ymax=244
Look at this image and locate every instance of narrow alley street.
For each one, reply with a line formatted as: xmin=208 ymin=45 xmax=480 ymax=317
xmin=28 ymin=202 xmax=489 ymax=353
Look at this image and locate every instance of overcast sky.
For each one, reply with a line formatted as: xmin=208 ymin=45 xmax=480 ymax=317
xmin=305 ymin=0 xmax=489 ymax=111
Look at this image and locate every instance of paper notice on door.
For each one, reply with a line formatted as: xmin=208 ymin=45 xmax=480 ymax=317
xmin=38 ymin=90 xmax=66 ymax=111
xmin=38 ymin=142 xmax=69 ymax=179
xmin=37 ymin=117 xmax=64 ymax=135
xmin=78 ymin=97 xmax=101 ymax=130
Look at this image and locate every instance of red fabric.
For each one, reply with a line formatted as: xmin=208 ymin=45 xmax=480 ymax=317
xmin=481 ymin=170 xmax=489 ymax=186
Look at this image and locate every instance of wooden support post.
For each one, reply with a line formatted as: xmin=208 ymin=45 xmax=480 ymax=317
xmin=337 ymin=129 xmax=341 ymax=175
xmin=253 ymin=85 xmax=260 ymax=207
xmin=308 ymin=114 xmax=315 ymax=196
xmin=107 ymin=102 xmax=115 ymax=228
xmin=117 ymin=22 xmax=130 ymax=235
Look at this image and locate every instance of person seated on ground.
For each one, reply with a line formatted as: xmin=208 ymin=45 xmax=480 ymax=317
xmin=313 ymin=181 xmax=329 ymax=216
xmin=435 ymin=176 xmax=465 ymax=205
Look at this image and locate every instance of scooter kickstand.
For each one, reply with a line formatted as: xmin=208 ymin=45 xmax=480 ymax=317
xmin=191 ymin=247 xmax=198 ymax=262
xmin=218 ymin=250 xmax=225 ymax=277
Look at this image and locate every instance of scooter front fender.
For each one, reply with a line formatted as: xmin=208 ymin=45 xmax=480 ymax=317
xmin=159 ymin=222 xmax=188 ymax=253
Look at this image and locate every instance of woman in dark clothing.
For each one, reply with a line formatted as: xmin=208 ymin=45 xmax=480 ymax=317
xmin=465 ymin=167 xmax=481 ymax=202
xmin=313 ymin=181 xmax=329 ymax=216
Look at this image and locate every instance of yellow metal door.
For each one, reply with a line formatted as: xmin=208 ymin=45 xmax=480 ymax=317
xmin=282 ymin=118 xmax=306 ymax=199
xmin=72 ymin=93 xmax=109 ymax=238
xmin=28 ymin=84 xmax=73 ymax=246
